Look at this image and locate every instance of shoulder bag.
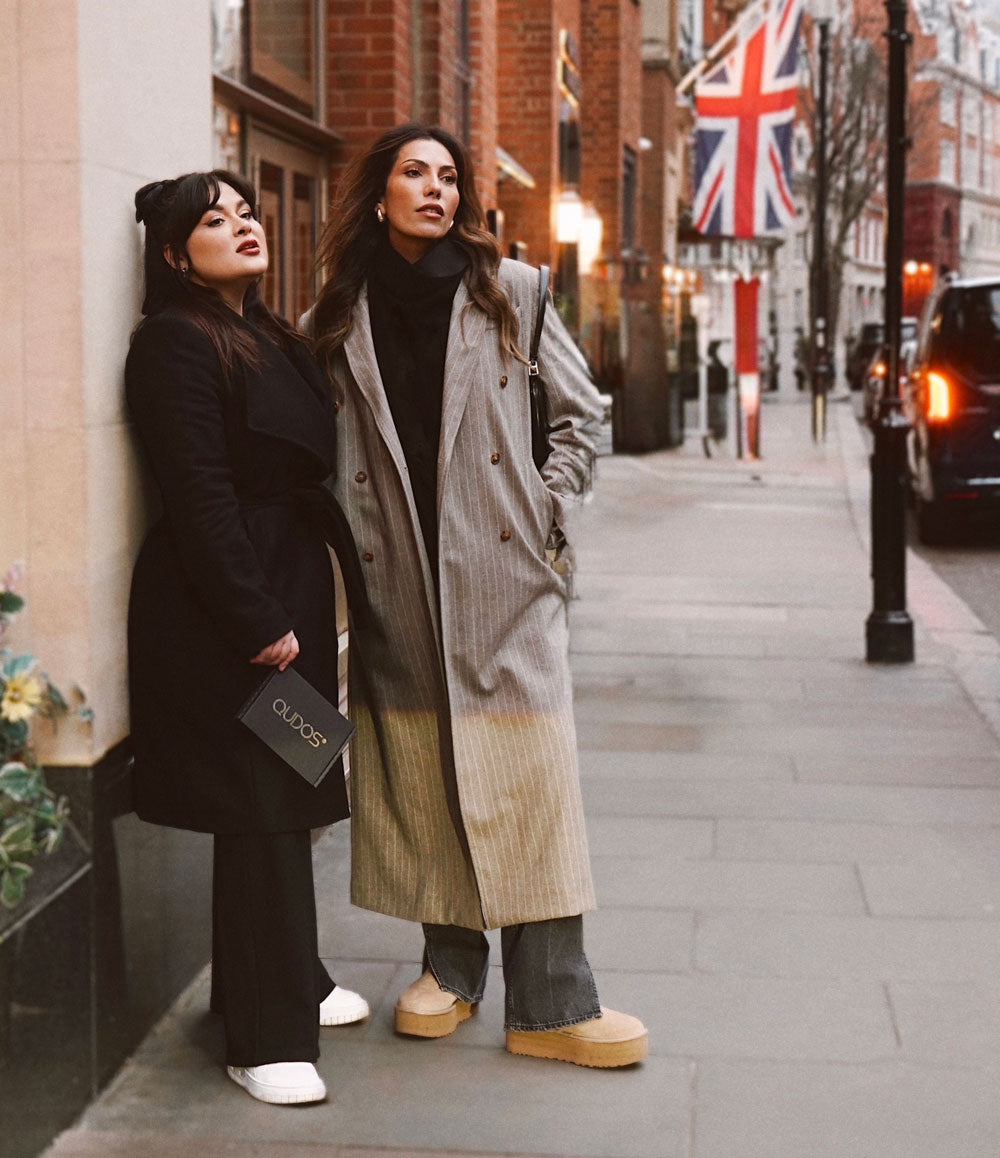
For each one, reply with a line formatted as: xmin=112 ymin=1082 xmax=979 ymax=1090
xmin=528 ymin=265 xmax=553 ymax=470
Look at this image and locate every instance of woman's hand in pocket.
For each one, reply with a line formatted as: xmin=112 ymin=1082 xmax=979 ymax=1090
xmin=251 ymin=630 xmax=299 ymax=671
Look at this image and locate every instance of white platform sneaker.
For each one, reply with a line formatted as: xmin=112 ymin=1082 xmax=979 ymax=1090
xmin=226 ymin=1061 xmax=327 ymax=1104
xmin=319 ymin=984 xmax=370 ymax=1026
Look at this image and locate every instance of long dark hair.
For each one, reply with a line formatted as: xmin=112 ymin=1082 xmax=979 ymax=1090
xmin=133 ymin=169 xmax=299 ymax=377
xmin=312 ymin=124 xmax=522 ymax=372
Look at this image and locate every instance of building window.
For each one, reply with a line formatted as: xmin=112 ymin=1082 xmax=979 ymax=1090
xmin=621 ymin=145 xmax=637 ymax=254
xmin=214 ymin=101 xmax=243 ymax=170
xmin=940 ymin=138 xmax=956 ymax=184
xmin=559 ymin=108 xmax=582 ymax=188
xmin=250 ymin=0 xmax=319 ymax=114
xmin=962 ymin=94 xmax=978 ymax=137
xmin=962 ymin=138 xmax=978 ymax=187
xmin=939 ymin=85 xmax=956 ymax=127
xmin=942 ymin=207 xmax=952 ymax=239
xmin=212 ymin=0 xmax=324 ymax=117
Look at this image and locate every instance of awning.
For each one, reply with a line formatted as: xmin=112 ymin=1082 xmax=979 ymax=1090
xmin=496 ymin=145 xmax=536 ymax=190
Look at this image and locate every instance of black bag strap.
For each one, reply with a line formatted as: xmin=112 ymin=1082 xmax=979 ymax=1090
xmin=528 ymin=265 xmax=550 ymax=374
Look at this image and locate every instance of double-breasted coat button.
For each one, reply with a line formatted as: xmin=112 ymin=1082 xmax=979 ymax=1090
xmin=490 ymin=452 xmax=501 ymax=464
xmin=355 ymin=471 xmax=368 ymax=483
xmin=362 ymin=551 xmax=374 ymax=562
xmin=500 ymin=529 xmax=512 ymax=542
xmin=333 ymin=399 xmax=341 ymax=412
xmin=499 ymin=375 xmax=508 ymax=388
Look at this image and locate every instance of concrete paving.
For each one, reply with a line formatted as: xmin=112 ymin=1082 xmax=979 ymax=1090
xmin=45 ymin=395 xmax=1000 ymax=1157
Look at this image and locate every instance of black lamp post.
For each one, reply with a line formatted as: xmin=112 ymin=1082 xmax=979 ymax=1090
xmin=865 ymin=0 xmax=914 ymax=663
xmin=810 ymin=8 xmax=832 ymax=443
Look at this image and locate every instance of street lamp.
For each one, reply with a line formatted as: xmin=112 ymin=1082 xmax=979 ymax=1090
xmin=578 ymin=207 xmax=603 ymax=275
xmin=555 ymin=189 xmax=584 ymax=244
xmin=555 ymin=189 xmax=583 ymax=330
xmin=865 ymin=0 xmax=914 ymax=663
xmin=810 ymin=0 xmax=835 ymax=443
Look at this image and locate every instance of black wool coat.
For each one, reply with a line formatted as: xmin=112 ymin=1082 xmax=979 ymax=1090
xmin=125 ymin=307 xmax=350 ymax=834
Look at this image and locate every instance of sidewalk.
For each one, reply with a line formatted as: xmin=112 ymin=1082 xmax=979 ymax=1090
xmin=46 ymin=395 xmax=1000 ymax=1158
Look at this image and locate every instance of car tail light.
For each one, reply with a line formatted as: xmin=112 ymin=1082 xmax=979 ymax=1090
xmin=926 ymin=371 xmax=951 ymax=421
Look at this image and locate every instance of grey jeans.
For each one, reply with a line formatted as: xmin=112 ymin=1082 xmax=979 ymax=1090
xmin=422 ymin=915 xmax=601 ymax=1031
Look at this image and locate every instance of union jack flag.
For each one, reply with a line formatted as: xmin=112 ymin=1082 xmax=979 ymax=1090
xmin=692 ymin=0 xmax=803 ymax=238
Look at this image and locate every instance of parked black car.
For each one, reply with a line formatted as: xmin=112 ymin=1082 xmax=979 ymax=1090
xmin=847 ymin=317 xmax=917 ymax=393
xmin=861 ymin=331 xmax=918 ymax=424
xmin=847 ymin=322 xmax=884 ymax=392
xmin=905 ymin=276 xmax=1000 ymax=544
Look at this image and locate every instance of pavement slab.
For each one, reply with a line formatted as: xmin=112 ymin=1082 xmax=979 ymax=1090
xmin=692 ymin=1059 xmax=1000 ymax=1158
xmin=45 ymin=396 xmax=1000 ymax=1158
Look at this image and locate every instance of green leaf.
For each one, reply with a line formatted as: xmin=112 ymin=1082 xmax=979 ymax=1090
xmin=3 ymin=653 xmax=35 ymax=678
xmin=0 ymin=762 xmax=34 ymax=802
xmin=0 ymin=815 xmax=35 ymax=856
xmin=0 ymin=593 xmax=24 ymax=616
xmin=39 ymin=823 xmax=63 ymax=855
xmin=0 ymin=718 xmax=28 ymax=750
xmin=1 ymin=862 xmax=32 ymax=909
xmin=45 ymin=682 xmax=68 ymax=712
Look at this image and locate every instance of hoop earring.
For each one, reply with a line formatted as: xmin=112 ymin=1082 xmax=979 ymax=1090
xmin=375 ymin=205 xmax=385 ymax=224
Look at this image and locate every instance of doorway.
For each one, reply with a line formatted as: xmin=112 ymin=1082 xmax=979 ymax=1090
xmin=248 ymin=128 xmax=327 ymax=324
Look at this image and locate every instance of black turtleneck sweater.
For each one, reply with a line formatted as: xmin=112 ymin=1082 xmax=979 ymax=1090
xmin=366 ymin=235 xmax=468 ymax=578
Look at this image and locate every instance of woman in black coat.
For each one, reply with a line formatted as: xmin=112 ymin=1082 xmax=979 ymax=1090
xmin=127 ymin=170 xmax=368 ymax=1105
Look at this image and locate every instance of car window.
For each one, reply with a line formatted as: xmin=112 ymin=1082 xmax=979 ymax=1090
xmin=939 ymin=286 xmax=1000 ymax=383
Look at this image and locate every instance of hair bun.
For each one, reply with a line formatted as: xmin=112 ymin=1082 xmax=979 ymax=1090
xmin=134 ymin=179 xmax=174 ymax=225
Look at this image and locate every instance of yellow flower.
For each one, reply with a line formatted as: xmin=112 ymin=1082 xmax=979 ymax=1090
xmin=1 ymin=674 xmax=44 ymax=723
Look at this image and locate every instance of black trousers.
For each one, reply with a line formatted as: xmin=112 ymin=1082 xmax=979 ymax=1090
xmin=210 ymin=830 xmax=333 ymax=1066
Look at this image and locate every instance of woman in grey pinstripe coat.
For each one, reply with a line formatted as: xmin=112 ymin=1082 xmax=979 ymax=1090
xmin=312 ymin=124 xmax=647 ymax=1068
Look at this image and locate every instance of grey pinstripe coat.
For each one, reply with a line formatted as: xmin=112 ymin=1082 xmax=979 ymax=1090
xmin=330 ymin=257 xmax=602 ymax=930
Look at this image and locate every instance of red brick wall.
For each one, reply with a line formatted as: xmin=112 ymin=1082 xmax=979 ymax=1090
xmin=327 ymin=0 xmax=413 ymax=183
xmin=417 ymin=1 xmax=457 ymax=126
xmin=326 ymin=1 xmax=497 ymax=220
xmin=470 ymin=0 xmax=499 ymax=210
xmin=580 ymin=0 xmax=641 ymax=258
xmin=905 ymin=184 xmax=961 ymax=274
xmin=496 ymin=0 xmax=560 ymax=264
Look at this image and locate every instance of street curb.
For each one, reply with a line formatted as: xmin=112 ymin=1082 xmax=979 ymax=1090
xmin=833 ymin=399 xmax=1000 ymax=743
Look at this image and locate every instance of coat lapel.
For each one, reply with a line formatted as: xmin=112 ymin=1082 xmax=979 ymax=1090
xmin=342 ymin=284 xmax=412 ymax=485
xmin=242 ymin=338 xmax=337 ymax=472
xmin=438 ymin=282 xmax=487 ymax=496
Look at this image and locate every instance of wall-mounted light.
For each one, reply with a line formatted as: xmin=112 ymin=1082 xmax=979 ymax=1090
xmin=556 ymin=189 xmax=584 ymax=244
xmin=578 ymin=206 xmax=604 ymax=274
